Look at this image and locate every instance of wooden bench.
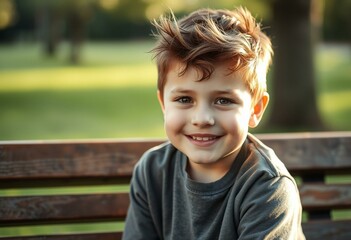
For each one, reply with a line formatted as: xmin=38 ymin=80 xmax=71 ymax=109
xmin=1 ymin=132 xmax=351 ymax=239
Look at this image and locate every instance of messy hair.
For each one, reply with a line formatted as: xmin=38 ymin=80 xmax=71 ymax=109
xmin=151 ymin=6 xmax=273 ymax=103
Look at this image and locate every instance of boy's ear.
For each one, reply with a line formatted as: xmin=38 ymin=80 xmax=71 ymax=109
xmin=249 ymin=92 xmax=269 ymax=128
xmin=157 ymin=90 xmax=165 ymax=113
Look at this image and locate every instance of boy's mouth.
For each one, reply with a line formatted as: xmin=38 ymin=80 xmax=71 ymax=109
xmin=191 ymin=136 xmax=217 ymax=141
xmin=186 ymin=134 xmax=220 ymax=145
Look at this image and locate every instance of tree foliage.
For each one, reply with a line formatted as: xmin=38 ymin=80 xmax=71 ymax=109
xmin=323 ymin=0 xmax=351 ymax=43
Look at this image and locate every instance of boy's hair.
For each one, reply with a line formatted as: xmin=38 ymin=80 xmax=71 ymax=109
xmin=151 ymin=6 xmax=273 ymax=104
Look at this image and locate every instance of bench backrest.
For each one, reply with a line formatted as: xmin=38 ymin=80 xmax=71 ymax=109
xmin=1 ymin=132 xmax=351 ymax=239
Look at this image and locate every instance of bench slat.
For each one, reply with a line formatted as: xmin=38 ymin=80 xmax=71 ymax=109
xmin=0 ymin=193 xmax=129 ymax=224
xmin=2 ymin=184 xmax=350 ymax=224
xmin=261 ymin=134 xmax=351 ymax=175
xmin=1 ymin=132 xmax=351 ymax=239
xmin=302 ymin=219 xmax=351 ymax=240
xmin=1 ymin=133 xmax=351 ymax=181
xmin=299 ymin=183 xmax=351 ymax=210
xmin=0 ymin=178 xmax=129 ymax=189
xmin=0 ymin=141 xmax=163 ymax=180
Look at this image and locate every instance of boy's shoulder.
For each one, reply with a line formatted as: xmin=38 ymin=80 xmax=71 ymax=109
xmin=135 ymin=141 xmax=183 ymax=173
xmin=140 ymin=141 xmax=178 ymax=162
xmin=243 ymin=133 xmax=292 ymax=179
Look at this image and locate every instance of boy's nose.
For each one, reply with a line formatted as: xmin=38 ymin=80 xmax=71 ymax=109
xmin=191 ymin=106 xmax=215 ymax=127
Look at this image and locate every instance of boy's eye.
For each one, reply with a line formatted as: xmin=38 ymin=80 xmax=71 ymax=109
xmin=176 ymin=96 xmax=192 ymax=104
xmin=215 ymin=98 xmax=234 ymax=105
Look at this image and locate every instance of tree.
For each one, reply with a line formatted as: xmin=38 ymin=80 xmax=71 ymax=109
xmin=65 ymin=1 xmax=94 ymax=64
xmin=267 ymin=0 xmax=324 ymax=131
xmin=36 ymin=1 xmax=63 ymax=57
xmin=34 ymin=0 xmax=95 ymax=63
xmin=323 ymin=0 xmax=351 ymax=43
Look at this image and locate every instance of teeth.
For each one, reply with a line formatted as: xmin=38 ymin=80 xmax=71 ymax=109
xmin=192 ymin=136 xmax=215 ymax=141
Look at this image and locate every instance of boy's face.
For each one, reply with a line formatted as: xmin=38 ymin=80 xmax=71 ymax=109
xmin=158 ymin=59 xmax=268 ymax=181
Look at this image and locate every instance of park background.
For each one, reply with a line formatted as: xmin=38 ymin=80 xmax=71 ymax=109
xmin=0 ymin=0 xmax=350 ymax=141
xmin=0 ymin=0 xmax=350 ymax=237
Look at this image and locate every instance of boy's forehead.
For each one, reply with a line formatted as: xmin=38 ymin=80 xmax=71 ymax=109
xmin=167 ymin=58 xmax=186 ymax=73
xmin=167 ymin=58 xmax=239 ymax=79
xmin=165 ymin=61 xmax=247 ymax=91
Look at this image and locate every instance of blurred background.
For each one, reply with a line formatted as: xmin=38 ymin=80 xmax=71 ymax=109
xmin=0 ymin=0 xmax=350 ymax=140
xmin=0 ymin=0 xmax=350 ymax=237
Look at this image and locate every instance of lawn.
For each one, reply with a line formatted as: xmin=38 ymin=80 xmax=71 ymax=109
xmin=316 ymin=44 xmax=351 ymax=130
xmin=0 ymin=41 xmax=350 ymax=141
xmin=0 ymin=41 xmax=350 ymax=237
xmin=0 ymin=41 xmax=165 ymax=140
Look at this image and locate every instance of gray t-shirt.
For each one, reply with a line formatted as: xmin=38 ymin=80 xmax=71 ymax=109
xmin=123 ymin=134 xmax=305 ymax=240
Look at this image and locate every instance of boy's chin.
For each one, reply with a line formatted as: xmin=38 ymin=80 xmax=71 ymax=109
xmin=186 ymin=155 xmax=221 ymax=165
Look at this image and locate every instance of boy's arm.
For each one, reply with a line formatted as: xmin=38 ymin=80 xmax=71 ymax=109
xmin=123 ymin=162 xmax=160 ymax=240
xmin=237 ymin=175 xmax=305 ymax=240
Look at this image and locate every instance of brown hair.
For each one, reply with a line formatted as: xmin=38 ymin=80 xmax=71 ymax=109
xmin=151 ymin=6 xmax=273 ymax=103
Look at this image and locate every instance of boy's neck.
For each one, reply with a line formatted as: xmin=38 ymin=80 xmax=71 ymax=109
xmin=186 ymin=149 xmax=240 ymax=183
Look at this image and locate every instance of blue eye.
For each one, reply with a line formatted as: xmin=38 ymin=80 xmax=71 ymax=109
xmin=215 ymin=98 xmax=234 ymax=105
xmin=176 ymin=96 xmax=192 ymax=104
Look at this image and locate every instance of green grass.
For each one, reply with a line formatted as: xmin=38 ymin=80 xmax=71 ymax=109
xmin=316 ymin=45 xmax=351 ymax=130
xmin=0 ymin=41 xmax=166 ymax=140
xmin=0 ymin=42 xmax=350 ymax=141
xmin=0 ymin=41 xmax=350 ymax=237
xmin=0 ymin=222 xmax=125 ymax=238
xmin=0 ymin=87 xmax=164 ymax=139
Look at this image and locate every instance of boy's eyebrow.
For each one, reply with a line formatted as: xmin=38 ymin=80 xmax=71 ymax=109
xmin=170 ymin=88 xmax=240 ymax=95
xmin=212 ymin=89 xmax=244 ymax=98
xmin=170 ymin=88 xmax=194 ymax=94
xmin=213 ymin=89 xmax=237 ymax=95
xmin=170 ymin=87 xmax=240 ymax=96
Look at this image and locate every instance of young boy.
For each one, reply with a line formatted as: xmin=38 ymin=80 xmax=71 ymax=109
xmin=123 ymin=6 xmax=305 ymax=240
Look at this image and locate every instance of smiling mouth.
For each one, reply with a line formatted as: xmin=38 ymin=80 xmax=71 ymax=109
xmin=191 ymin=136 xmax=217 ymax=141
xmin=187 ymin=135 xmax=219 ymax=146
xmin=186 ymin=133 xmax=221 ymax=143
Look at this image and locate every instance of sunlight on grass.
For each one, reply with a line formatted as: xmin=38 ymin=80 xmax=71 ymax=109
xmin=0 ymin=87 xmax=165 ymax=139
xmin=0 ymin=64 xmax=156 ymax=91
xmin=316 ymin=44 xmax=351 ymax=72
xmin=320 ymin=91 xmax=351 ymax=113
xmin=0 ymin=41 xmax=165 ymax=139
xmin=0 ymin=42 xmax=350 ymax=140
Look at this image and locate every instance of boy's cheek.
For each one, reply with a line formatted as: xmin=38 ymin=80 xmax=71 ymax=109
xmin=164 ymin=110 xmax=185 ymax=129
xmin=164 ymin=110 xmax=181 ymax=124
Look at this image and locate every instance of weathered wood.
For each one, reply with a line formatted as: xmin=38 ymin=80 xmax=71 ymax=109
xmin=0 ymin=232 xmax=123 ymax=240
xmin=0 ymin=140 xmax=163 ymax=180
xmin=0 ymin=178 xmax=130 ymax=189
xmin=1 ymin=133 xmax=351 ymax=181
xmin=259 ymin=133 xmax=351 ymax=175
xmin=1 ymin=132 xmax=351 ymax=238
xmin=302 ymin=220 xmax=351 ymax=240
xmin=0 ymin=193 xmax=129 ymax=224
xmin=2 ymin=183 xmax=350 ymax=224
xmin=300 ymin=183 xmax=351 ymax=211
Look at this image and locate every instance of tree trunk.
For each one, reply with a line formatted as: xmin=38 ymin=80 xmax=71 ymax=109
xmin=267 ymin=0 xmax=323 ymax=131
xmin=38 ymin=3 xmax=61 ymax=57
xmin=67 ymin=10 xmax=84 ymax=64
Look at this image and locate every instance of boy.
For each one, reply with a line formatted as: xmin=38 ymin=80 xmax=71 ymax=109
xmin=123 ymin=6 xmax=305 ymax=240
